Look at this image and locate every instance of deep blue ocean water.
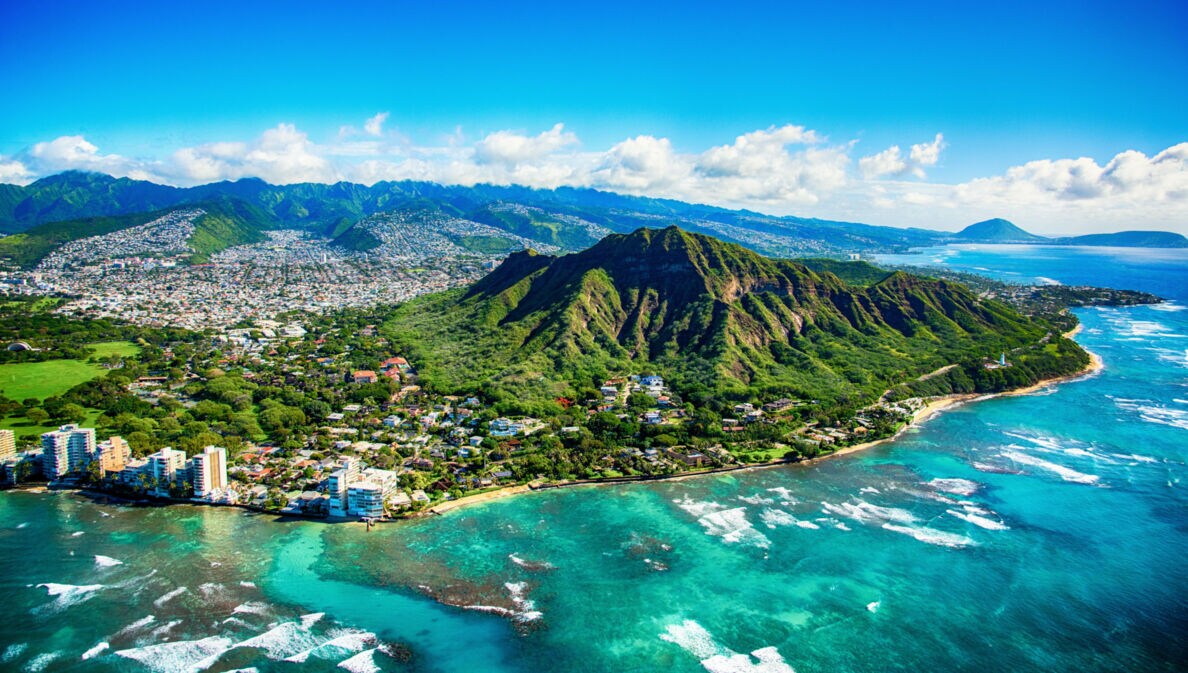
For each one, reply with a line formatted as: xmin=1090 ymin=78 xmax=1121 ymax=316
xmin=1 ymin=245 xmax=1185 ymax=672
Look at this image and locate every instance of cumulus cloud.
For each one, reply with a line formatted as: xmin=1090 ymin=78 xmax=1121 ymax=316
xmin=0 ymin=156 xmax=33 ymax=185
xmin=954 ymin=143 xmax=1188 ymax=206
xmin=363 ymin=111 xmax=389 ymax=137
xmin=473 ymin=123 xmax=578 ymax=166
xmin=4 ymin=120 xmax=1185 ymax=234
xmin=170 ymin=123 xmax=336 ymax=185
xmin=859 ymin=133 xmax=945 ymax=179
xmin=23 ymin=135 xmax=157 ymax=180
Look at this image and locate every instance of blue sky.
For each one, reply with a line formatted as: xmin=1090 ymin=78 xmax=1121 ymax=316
xmin=1 ymin=0 xmax=1186 ymax=234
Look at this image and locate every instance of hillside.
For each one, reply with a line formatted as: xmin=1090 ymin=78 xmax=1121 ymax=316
xmin=1055 ymin=230 xmax=1188 ymax=248
xmin=383 ymin=227 xmax=1087 ymax=412
xmin=953 ymin=218 xmax=1047 ymax=242
xmin=0 ymin=197 xmax=273 ymax=268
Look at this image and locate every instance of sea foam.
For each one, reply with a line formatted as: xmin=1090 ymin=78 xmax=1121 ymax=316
xmin=115 ymin=636 xmax=234 ymax=673
xmin=660 ymin=620 xmax=796 ymax=673
xmin=1000 ymin=449 xmax=1100 ymax=484
xmin=81 ymin=642 xmax=110 ymax=660
xmin=94 ymin=555 xmax=123 ymax=567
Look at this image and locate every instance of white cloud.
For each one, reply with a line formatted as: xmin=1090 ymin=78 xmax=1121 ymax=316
xmin=0 ymin=156 xmax=33 ymax=185
xmin=473 ymin=123 xmax=578 ymax=166
xmin=858 ymin=145 xmax=907 ymax=179
xmin=953 ymin=143 xmax=1188 ymax=206
xmin=364 ymin=111 xmax=389 ymax=137
xmin=169 ymin=123 xmax=336 ymax=185
xmin=859 ymin=133 xmax=945 ymax=179
xmin=592 ymin=135 xmax=688 ymax=191
xmin=3 ymin=121 xmax=1185 ymax=235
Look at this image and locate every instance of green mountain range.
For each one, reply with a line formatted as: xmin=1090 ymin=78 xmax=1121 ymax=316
xmin=382 ymin=226 xmax=1087 ymax=413
xmin=1 ymin=172 xmax=1182 ymax=267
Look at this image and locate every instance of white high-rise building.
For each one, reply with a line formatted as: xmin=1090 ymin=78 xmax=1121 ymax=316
xmin=40 ymin=425 xmax=96 ymax=479
xmin=190 ymin=445 xmax=228 ymax=498
xmin=327 ymin=457 xmax=360 ymax=517
xmin=146 ymin=447 xmax=186 ymax=495
xmin=0 ymin=429 xmax=15 ymax=461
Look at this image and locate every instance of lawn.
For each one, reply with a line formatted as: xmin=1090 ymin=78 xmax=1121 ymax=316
xmin=0 ymin=341 xmax=139 ymax=401
xmin=87 ymin=341 xmax=141 ymax=359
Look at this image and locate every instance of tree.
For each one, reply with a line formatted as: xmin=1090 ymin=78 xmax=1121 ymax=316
xmin=26 ymin=407 xmax=49 ymax=424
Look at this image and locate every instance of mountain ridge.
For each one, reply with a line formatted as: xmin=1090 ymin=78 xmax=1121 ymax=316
xmin=383 ymin=226 xmax=1087 ymax=412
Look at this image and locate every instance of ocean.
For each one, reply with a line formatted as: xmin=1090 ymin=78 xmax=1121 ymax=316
xmin=2 ymin=244 xmax=1185 ymax=672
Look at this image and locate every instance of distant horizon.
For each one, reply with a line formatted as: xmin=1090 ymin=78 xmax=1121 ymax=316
xmin=6 ymin=168 xmax=1186 ymax=241
xmin=2 ymin=1 xmax=1185 ymax=236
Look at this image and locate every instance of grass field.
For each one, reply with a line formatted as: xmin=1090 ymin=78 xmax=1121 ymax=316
xmin=0 ymin=341 xmax=140 ymax=401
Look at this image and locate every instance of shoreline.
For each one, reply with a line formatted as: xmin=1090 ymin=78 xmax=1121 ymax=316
xmin=426 ymin=341 xmax=1106 ymax=516
xmin=8 ymin=338 xmax=1105 ymax=523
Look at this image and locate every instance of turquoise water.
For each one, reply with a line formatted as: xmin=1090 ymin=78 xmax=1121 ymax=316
xmin=2 ymin=245 xmax=1186 ymax=672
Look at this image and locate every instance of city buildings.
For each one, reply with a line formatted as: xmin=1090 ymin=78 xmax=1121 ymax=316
xmin=146 ymin=447 xmax=186 ymax=495
xmin=96 ymin=436 xmax=130 ymax=476
xmin=190 ymin=445 xmax=228 ymax=498
xmin=0 ymin=429 xmax=14 ymax=461
xmin=41 ymin=424 xmax=96 ymax=479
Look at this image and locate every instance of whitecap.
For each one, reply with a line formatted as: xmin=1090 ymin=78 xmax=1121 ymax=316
xmin=1000 ymin=449 xmax=1101 ymax=484
xmin=284 ymin=629 xmax=375 ymax=663
xmin=765 ymin=487 xmax=797 ymax=503
xmin=71 ymin=531 xmax=85 ymax=537
xmin=36 ymin=583 xmax=104 ymax=611
xmin=232 ymin=601 xmax=271 ymax=616
xmin=2 ymin=644 xmax=27 ymax=663
xmin=153 ymin=586 xmax=188 ymax=607
xmin=759 ymin=508 xmax=796 ymax=529
xmin=239 ymin=580 xmax=257 ymax=588
xmin=738 ymin=493 xmax=776 ymax=506
xmin=94 ymin=555 xmax=123 ymax=567
xmin=881 ymin=523 xmax=975 ymax=548
xmin=820 ymin=500 xmax=917 ymax=526
xmin=16 ymin=522 xmax=28 ymax=529
xmin=81 ymin=642 xmax=110 ymax=660
xmin=337 ymin=648 xmax=381 ymax=673
xmin=866 ymin=601 xmax=881 ymax=613
xmin=696 ymin=507 xmax=771 ymax=549
xmin=660 ymin=620 xmax=796 ymax=673
xmin=859 ymin=487 xmax=880 ymax=495
xmin=927 ymin=478 xmax=979 ymax=496
xmin=505 ymin=581 xmax=543 ymax=622
xmin=114 ymin=615 xmax=156 ymax=637
xmin=234 ymin=620 xmax=322 ymax=660
xmin=947 ymin=508 xmax=1008 ymax=530
xmin=149 ymin=619 xmax=182 ymax=639
xmin=24 ymin=652 xmax=60 ymax=672
xmin=114 ymin=636 xmax=234 ymax=673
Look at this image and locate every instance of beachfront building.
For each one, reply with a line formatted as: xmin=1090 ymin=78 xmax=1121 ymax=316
xmin=346 ymin=482 xmax=385 ymax=518
xmin=0 ymin=429 xmax=15 ymax=461
xmin=95 ymin=436 xmax=130 ymax=477
xmin=147 ymin=447 xmax=186 ymax=495
xmin=40 ymin=424 xmax=96 ymax=479
xmin=190 ymin=445 xmax=228 ymax=498
xmin=326 ymin=457 xmax=361 ymax=516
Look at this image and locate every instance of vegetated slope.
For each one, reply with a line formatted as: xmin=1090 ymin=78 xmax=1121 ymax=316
xmin=1054 ymin=231 xmax=1188 ymax=248
xmin=384 ymin=227 xmax=1085 ymax=413
xmin=953 ymin=218 xmax=1048 ymax=242
xmin=0 ymin=196 xmax=273 ymax=268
